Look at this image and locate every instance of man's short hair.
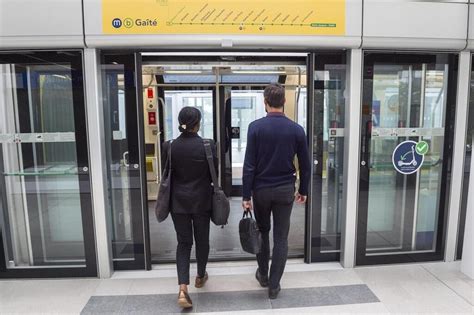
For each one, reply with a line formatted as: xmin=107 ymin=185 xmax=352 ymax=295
xmin=264 ymin=84 xmax=285 ymax=108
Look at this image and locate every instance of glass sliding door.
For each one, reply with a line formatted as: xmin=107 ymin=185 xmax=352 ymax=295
xmin=218 ymin=66 xmax=307 ymax=259
xmin=218 ymin=64 xmax=306 ymax=196
xmin=222 ymin=87 xmax=266 ymax=195
xmin=308 ymin=52 xmax=347 ymax=262
xmin=0 ymin=51 xmax=97 ymax=278
xmin=357 ymin=53 xmax=458 ymax=265
xmin=101 ymin=53 xmax=148 ymax=270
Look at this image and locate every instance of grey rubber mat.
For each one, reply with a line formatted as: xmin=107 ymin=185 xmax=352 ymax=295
xmin=81 ymin=284 xmax=379 ymax=314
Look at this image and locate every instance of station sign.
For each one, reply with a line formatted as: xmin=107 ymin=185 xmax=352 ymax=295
xmin=102 ymin=0 xmax=346 ymax=36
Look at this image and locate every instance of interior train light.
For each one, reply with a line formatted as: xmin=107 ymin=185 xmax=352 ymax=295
xmin=164 ymin=70 xmax=203 ymax=74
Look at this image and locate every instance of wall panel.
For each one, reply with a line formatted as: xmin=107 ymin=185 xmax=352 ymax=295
xmin=363 ymin=0 xmax=469 ymax=50
xmin=0 ymin=0 xmax=84 ymax=49
xmin=468 ymin=3 xmax=474 ymax=50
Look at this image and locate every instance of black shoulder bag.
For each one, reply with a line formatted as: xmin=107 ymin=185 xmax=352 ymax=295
xmin=155 ymin=141 xmax=172 ymax=222
xmin=203 ymin=139 xmax=230 ymax=226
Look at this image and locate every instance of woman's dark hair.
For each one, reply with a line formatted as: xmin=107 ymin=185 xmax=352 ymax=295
xmin=178 ymin=106 xmax=202 ymax=133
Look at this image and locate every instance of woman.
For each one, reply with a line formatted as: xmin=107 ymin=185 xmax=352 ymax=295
xmin=161 ymin=106 xmax=217 ymax=309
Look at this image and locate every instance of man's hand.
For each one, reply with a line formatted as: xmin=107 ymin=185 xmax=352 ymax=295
xmin=295 ymin=192 xmax=307 ymax=204
xmin=242 ymin=200 xmax=253 ymax=211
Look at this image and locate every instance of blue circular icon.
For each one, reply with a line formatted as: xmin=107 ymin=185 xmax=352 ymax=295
xmin=392 ymin=140 xmax=424 ymax=175
xmin=112 ymin=18 xmax=122 ymax=28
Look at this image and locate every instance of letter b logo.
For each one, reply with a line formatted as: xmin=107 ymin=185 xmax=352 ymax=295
xmin=124 ymin=18 xmax=134 ymax=28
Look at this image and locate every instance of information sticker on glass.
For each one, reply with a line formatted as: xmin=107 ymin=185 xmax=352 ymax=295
xmin=392 ymin=140 xmax=428 ymax=175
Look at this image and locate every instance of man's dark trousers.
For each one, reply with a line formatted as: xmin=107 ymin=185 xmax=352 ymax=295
xmin=253 ymin=183 xmax=294 ymax=289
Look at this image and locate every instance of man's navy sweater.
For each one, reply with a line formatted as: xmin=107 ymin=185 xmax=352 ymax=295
xmin=242 ymin=112 xmax=311 ymax=200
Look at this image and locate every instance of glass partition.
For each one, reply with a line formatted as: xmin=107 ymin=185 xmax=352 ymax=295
xmin=310 ymin=53 xmax=347 ymax=262
xmin=101 ymin=53 xmax=147 ymax=270
xmin=0 ymin=51 xmax=96 ymax=278
xmin=357 ymin=53 xmax=457 ymax=265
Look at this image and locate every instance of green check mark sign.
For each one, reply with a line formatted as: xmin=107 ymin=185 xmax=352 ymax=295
xmin=415 ymin=141 xmax=429 ymax=155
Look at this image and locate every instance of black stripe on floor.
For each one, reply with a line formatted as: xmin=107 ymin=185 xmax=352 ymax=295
xmin=81 ymin=284 xmax=379 ymax=314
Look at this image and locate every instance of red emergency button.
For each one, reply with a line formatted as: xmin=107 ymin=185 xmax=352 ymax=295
xmin=148 ymin=112 xmax=156 ymax=125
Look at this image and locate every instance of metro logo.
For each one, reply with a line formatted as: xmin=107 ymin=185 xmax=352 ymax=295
xmin=112 ymin=18 xmax=122 ymax=28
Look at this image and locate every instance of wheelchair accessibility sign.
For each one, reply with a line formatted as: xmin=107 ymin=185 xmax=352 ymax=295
xmin=392 ymin=140 xmax=429 ymax=175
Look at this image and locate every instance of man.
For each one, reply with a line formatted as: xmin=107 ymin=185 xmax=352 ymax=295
xmin=242 ymin=83 xmax=310 ymax=299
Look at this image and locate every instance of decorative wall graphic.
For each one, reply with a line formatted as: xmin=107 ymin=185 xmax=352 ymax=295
xmin=102 ymin=0 xmax=346 ymax=36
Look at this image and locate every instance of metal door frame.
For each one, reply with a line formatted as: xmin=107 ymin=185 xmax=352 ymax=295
xmin=105 ymin=50 xmax=352 ymax=268
xmin=306 ymin=52 xmax=348 ymax=263
xmin=141 ymin=53 xmax=312 ymax=263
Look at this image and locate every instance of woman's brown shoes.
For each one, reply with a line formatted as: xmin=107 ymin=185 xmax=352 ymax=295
xmin=177 ymin=290 xmax=193 ymax=309
xmin=195 ymin=272 xmax=209 ymax=288
xmin=177 ymin=272 xmax=208 ymax=308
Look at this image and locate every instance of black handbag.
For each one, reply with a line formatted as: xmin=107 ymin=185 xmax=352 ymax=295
xmin=203 ymin=139 xmax=230 ymax=226
xmin=155 ymin=140 xmax=172 ymax=222
xmin=239 ymin=210 xmax=262 ymax=254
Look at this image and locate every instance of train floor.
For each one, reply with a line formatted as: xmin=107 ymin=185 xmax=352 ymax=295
xmin=148 ymin=198 xmax=306 ymax=262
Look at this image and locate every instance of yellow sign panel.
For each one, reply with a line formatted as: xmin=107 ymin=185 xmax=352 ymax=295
xmin=102 ymin=0 xmax=345 ymax=36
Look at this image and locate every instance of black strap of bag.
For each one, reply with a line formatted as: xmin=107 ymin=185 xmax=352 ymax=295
xmin=243 ymin=209 xmax=253 ymax=219
xmin=167 ymin=140 xmax=172 ymax=171
xmin=155 ymin=139 xmax=172 ymax=223
xmin=203 ymin=140 xmax=218 ymax=191
xmin=162 ymin=140 xmax=172 ymax=176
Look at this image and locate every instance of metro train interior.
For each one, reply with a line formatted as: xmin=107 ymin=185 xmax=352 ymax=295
xmin=98 ymin=51 xmax=348 ymax=269
xmin=143 ymin=56 xmax=308 ymax=262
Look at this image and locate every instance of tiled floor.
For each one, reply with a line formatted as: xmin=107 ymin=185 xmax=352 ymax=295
xmin=0 ymin=261 xmax=472 ymax=314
